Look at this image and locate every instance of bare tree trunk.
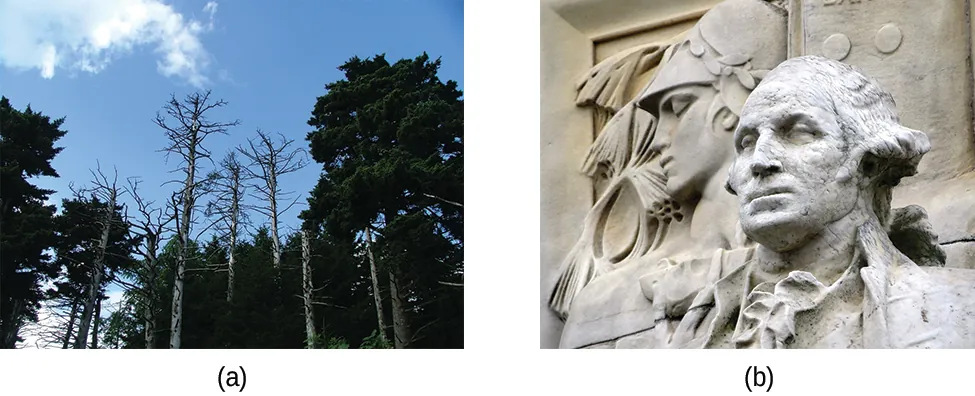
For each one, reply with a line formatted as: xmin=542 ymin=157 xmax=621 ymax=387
xmin=155 ymin=92 xmax=238 ymax=349
xmin=237 ymin=130 xmax=306 ymax=270
xmin=170 ymin=223 xmax=187 ymax=350
xmin=270 ymin=173 xmax=281 ymax=268
xmin=170 ymin=130 xmax=198 ymax=350
xmin=170 ymin=236 xmax=187 ymax=350
xmin=227 ymin=232 xmax=236 ymax=303
xmin=125 ymin=177 xmax=171 ymax=350
xmin=145 ymin=247 xmax=159 ymax=349
xmin=75 ymin=290 xmax=92 ymax=349
xmin=144 ymin=310 xmax=155 ymax=349
xmin=142 ymin=240 xmax=159 ymax=350
xmin=301 ymin=230 xmax=315 ymax=348
xmin=171 ymin=164 xmax=193 ymax=350
xmin=388 ymin=266 xmax=411 ymax=349
xmin=76 ymin=190 xmax=115 ymax=349
xmin=61 ymin=300 xmax=79 ymax=349
xmin=205 ymin=152 xmax=244 ymax=302
xmin=364 ymin=228 xmax=387 ymax=344
xmin=90 ymin=298 xmax=100 ymax=349
xmin=227 ymin=193 xmax=238 ymax=302
xmin=1 ymin=300 xmax=24 ymax=348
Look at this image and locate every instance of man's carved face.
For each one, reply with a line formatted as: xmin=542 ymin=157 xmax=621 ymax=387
xmin=727 ymin=80 xmax=860 ymax=252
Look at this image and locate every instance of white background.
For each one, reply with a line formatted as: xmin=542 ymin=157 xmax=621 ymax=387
xmin=2 ymin=1 xmax=974 ymax=394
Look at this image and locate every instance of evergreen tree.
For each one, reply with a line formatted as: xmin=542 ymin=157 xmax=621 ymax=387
xmin=50 ymin=194 xmax=137 ymax=348
xmin=0 ymin=97 xmax=67 ymax=348
xmin=302 ymin=53 xmax=463 ymax=348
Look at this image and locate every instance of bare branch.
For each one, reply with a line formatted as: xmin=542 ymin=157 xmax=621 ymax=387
xmin=235 ymin=129 xmax=310 ymax=268
xmin=409 ymin=318 xmax=441 ymax=344
xmin=309 ymin=301 xmax=348 ymax=309
xmin=153 ymin=90 xmax=240 ymax=349
xmin=422 ymin=193 xmax=463 ymax=208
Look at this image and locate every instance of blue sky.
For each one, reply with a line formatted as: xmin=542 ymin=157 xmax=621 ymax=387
xmin=1 ymin=0 xmax=462 ymax=347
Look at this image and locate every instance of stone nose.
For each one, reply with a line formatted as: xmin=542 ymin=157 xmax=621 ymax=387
xmin=749 ymin=136 xmax=782 ymax=178
xmin=649 ymin=117 xmax=674 ymax=154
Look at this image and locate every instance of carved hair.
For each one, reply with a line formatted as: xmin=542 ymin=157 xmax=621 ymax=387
xmin=654 ymin=29 xmax=772 ymax=138
xmin=760 ymin=56 xmax=931 ymax=226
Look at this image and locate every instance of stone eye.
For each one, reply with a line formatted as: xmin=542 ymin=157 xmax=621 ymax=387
xmin=785 ymin=124 xmax=817 ymax=144
xmin=670 ymin=96 xmax=693 ymax=117
xmin=739 ymin=134 xmax=756 ymax=151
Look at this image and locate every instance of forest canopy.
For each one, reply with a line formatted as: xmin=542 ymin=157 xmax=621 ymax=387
xmin=0 ymin=53 xmax=463 ymax=349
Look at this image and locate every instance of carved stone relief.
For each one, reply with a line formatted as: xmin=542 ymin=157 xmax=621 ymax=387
xmin=714 ymin=55 xmax=975 ymax=348
xmin=541 ymin=0 xmax=975 ymax=348
xmin=794 ymin=0 xmax=975 ymax=268
xmin=551 ymin=0 xmax=788 ymax=348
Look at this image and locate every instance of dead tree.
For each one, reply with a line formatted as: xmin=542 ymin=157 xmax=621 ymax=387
xmin=155 ymin=90 xmax=239 ymax=349
xmin=14 ymin=299 xmax=77 ymax=349
xmin=204 ymin=151 xmax=248 ymax=303
xmin=90 ymin=298 xmax=101 ymax=349
xmin=119 ymin=177 xmax=177 ymax=349
xmin=61 ymin=300 xmax=79 ymax=349
xmin=237 ymin=129 xmax=308 ymax=269
xmin=291 ymin=227 xmax=345 ymax=348
xmin=421 ymin=193 xmax=463 ymax=208
xmin=301 ymin=230 xmax=316 ymax=348
xmin=363 ymin=227 xmax=388 ymax=345
xmin=365 ymin=220 xmax=410 ymax=348
xmin=73 ymin=165 xmax=124 ymax=349
xmin=388 ymin=264 xmax=412 ymax=349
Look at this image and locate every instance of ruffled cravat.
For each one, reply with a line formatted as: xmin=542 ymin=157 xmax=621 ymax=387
xmin=732 ymin=269 xmax=857 ymax=348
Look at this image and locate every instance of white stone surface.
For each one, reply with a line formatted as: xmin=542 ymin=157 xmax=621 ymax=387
xmin=716 ymin=56 xmax=974 ymax=348
xmin=541 ymin=0 xmax=975 ymax=349
xmin=540 ymin=4 xmax=596 ymax=349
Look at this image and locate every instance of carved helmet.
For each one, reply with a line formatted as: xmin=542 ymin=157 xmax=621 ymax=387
xmin=636 ymin=0 xmax=788 ymax=116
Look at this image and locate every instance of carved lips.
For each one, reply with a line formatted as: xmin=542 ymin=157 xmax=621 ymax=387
xmin=742 ymin=186 xmax=794 ymax=212
xmin=659 ymin=155 xmax=675 ymax=173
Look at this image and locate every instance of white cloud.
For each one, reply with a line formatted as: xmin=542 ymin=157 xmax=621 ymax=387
xmin=203 ymin=1 xmax=218 ymax=30
xmin=40 ymin=44 xmax=58 ymax=79
xmin=0 ymin=0 xmax=221 ymax=88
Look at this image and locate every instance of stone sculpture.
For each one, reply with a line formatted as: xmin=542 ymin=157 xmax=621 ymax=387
xmin=668 ymin=55 xmax=975 ymax=348
xmin=542 ymin=0 xmax=975 ymax=349
xmin=553 ymin=0 xmax=788 ymax=349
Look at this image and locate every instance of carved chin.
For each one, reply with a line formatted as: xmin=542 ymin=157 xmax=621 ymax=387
xmin=665 ymin=173 xmax=694 ymax=202
xmin=740 ymin=210 xmax=809 ymax=252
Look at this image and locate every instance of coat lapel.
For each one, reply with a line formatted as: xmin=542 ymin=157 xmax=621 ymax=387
xmin=857 ymin=221 xmax=942 ymax=348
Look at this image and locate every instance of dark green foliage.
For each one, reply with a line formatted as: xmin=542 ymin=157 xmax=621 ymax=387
xmin=212 ymin=227 xmax=303 ymax=348
xmin=377 ymin=211 xmax=463 ymax=347
xmin=51 ymin=196 xmax=139 ymax=301
xmin=325 ymin=336 xmax=349 ymax=349
xmin=299 ymin=230 xmax=376 ymax=347
xmin=101 ymin=295 xmax=139 ymax=349
xmin=303 ymin=53 xmax=463 ymax=238
xmin=0 ymin=97 xmax=66 ymax=348
xmin=104 ymin=226 xmax=384 ymax=348
xmin=359 ymin=329 xmax=392 ymax=349
xmin=46 ymin=195 xmax=138 ymax=347
xmin=302 ymin=53 xmax=463 ymax=348
xmin=178 ymin=235 xmax=231 ymax=348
